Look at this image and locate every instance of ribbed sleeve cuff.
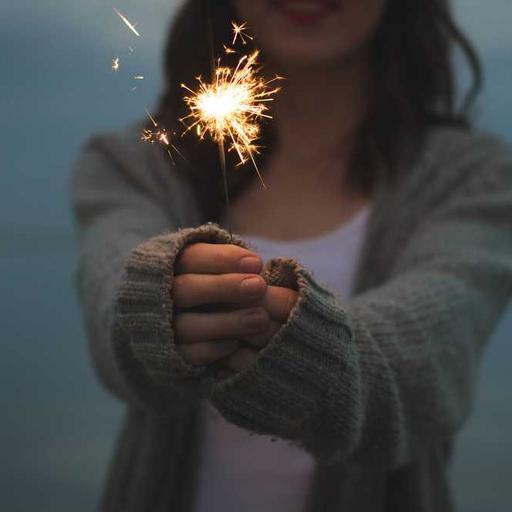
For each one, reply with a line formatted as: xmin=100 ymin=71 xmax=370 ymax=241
xmin=116 ymin=223 xmax=249 ymax=389
xmin=209 ymin=258 xmax=358 ymax=459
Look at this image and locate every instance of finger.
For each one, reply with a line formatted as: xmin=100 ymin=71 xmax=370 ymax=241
xmin=173 ymin=273 xmax=267 ymax=308
xmin=221 ymin=346 xmax=259 ymax=373
xmin=259 ymin=286 xmax=299 ymax=323
xmin=241 ymin=320 xmax=281 ymax=348
xmin=174 ymin=307 xmax=270 ymax=344
xmin=177 ymin=340 xmax=240 ymax=366
xmin=175 ymin=243 xmax=263 ymax=275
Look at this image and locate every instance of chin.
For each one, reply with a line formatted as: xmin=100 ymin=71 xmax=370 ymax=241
xmin=262 ymin=37 xmax=356 ymax=69
xmin=235 ymin=0 xmax=385 ymax=69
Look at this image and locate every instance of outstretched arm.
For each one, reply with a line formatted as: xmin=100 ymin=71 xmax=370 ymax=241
xmin=206 ymin=137 xmax=512 ymax=468
xmin=72 ymin=133 xmax=252 ymax=414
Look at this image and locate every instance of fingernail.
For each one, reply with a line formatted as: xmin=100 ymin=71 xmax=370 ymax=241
xmin=239 ymin=256 xmax=262 ymax=273
xmin=240 ymin=276 xmax=265 ymax=297
xmin=243 ymin=308 xmax=268 ymax=331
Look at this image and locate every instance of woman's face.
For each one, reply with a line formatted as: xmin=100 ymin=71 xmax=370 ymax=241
xmin=233 ymin=0 xmax=387 ymax=68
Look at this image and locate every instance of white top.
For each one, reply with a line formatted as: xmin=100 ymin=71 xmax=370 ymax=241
xmin=193 ymin=204 xmax=372 ymax=512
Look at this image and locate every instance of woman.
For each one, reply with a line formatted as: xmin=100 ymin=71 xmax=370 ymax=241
xmin=72 ymin=0 xmax=512 ymax=511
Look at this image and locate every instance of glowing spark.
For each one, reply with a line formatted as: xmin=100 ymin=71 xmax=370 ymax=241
xmin=181 ymin=50 xmax=281 ymax=187
xmin=133 ymin=76 xmax=144 ymax=80
xmin=232 ymin=22 xmax=253 ymax=45
xmin=141 ymin=109 xmax=185 ymax=165
xmin=223 ymin=44 xmax=236 ymax=55
xmin=113 ymin=7 xmax=140 ymax=37
xmin=145 ymin=108 xmax=158 ymax=127
xmin=111 ymin=57 xmax=120 ymax=71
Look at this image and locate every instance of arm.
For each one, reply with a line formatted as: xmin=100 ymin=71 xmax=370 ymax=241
xmin=72 ymin=132 xmax=244 ymax=415
xmin=207 ymin=136 xmax=512 ymax=467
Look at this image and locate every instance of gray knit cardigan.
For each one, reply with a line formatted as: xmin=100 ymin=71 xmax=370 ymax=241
xmin=72 ymin=125 xmax=512 ymax=512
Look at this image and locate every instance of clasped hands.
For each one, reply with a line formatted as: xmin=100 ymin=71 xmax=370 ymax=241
xmin=172 ymin=243 xmax=298 ymax=378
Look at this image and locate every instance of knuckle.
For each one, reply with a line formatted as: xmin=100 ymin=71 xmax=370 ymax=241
xmin=227 ymin=243 xmax=249 ymax=258
xmin=172 ymin=273 xmax=184 ymax=294
xmin=212 ymin=244 xmax=244 ymax=267
xmin=172 ymin=274 xmax=196 ymax=305
xmin=177 ymin=244 xmax=195 ymax=269
xmin=241 ymin=307 xmax=270 ymax=333
xmin=174 ymin=312 xmax=199 ymax=344
xmin=209 ymin=246 xmax=227 ymax=268
xmin=229 ymin=245 xmax=256 ymax=266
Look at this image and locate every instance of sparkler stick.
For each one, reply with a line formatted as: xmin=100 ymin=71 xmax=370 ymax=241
xmin=181 ymin=45 xmax=281 ymax=238
xmin=217 ymin=138 xmax=232 ymax=237
xmin=180 ymin=6 xmax=281 ymax=238
xmin=206 ymin=0 xmax=233 ymax=239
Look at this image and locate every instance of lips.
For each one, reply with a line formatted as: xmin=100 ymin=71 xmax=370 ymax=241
xmin=270 ymin=0 xmax=339 ymax=26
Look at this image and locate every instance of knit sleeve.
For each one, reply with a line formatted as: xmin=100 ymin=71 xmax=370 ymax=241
xmin=208 ymin=136 xmax=512 ymax=468
xmin=72 ymin=132 xmax=247 ymax=415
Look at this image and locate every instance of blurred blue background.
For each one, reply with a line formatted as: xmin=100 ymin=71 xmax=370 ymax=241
xmin=0 ymin=1 xmax=510 ymax=510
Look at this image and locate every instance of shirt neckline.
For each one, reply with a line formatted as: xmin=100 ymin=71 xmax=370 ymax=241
xmin=241 ymin=203 xmax=372 ymax=248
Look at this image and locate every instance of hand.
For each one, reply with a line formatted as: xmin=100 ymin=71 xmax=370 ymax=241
xmin=172 ymin=242 xmax=298 ymax=376
xmin=172 ymin=242 xmax=269 ymax=366
xmin=218 ymin=285 xmax=298 ymax=378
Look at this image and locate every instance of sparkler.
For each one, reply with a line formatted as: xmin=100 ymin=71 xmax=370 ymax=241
xmin=180 ymin=17 xmax=281 ymax=238
xmin=108 ymin=5 xmax=280 ymax=239
xmin=181 ymin=50 xmax=281 ymax=187
xmin=113 ymin=7 xmax=140 ymax=37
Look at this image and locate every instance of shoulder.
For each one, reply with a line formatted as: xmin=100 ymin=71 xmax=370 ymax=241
xmin=422 ymin=126 xmax=511 ymax=178
xmin=400 ymin=126 xmax=512 ymax=203
xmin=73 ymin=121 xmax=191 ymax=186
xmin=77 ymin=121 xmax=160 ymax=168
xmin=423 ymin=125 xmax=512 ymax=165
xmin=72 ymin=122 xmax=200 ymax=217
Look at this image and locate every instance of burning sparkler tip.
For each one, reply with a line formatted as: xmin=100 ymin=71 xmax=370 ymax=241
xmin=181 ymin=47 xmax=278 ymax=189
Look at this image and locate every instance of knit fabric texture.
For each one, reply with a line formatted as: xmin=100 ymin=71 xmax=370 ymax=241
xmin=72 ymin=124 xmax=512 ymax=512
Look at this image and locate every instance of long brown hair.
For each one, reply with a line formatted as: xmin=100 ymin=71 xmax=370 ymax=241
xmin=155 ymin=0 xmax=482 ymax=221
